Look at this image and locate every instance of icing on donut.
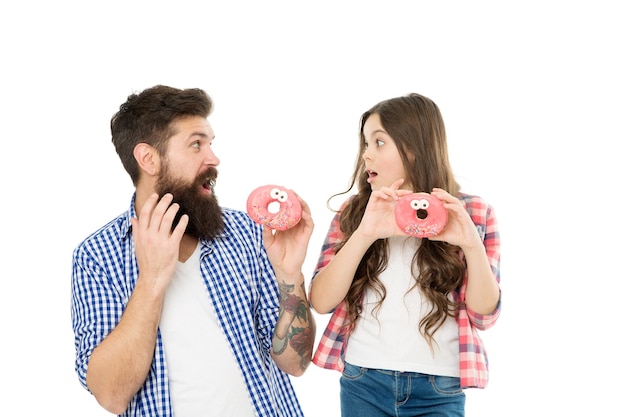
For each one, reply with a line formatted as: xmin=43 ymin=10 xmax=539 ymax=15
xmin=246 ymin=185 xmax=302 ymax=230
xmin=394 ymin=192 xmax=447 ymax=238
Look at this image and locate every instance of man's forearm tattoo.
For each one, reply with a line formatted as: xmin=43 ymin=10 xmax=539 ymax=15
xmin=272 ymin=281 xmax=314 ymax=368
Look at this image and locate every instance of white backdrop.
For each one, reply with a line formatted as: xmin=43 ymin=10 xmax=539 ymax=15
xmin=1 ymin=1 xmax=624 ymax=416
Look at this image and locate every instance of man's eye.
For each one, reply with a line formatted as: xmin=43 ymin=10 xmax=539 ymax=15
xmin=192 ymin=141 xmax=200 ymax=149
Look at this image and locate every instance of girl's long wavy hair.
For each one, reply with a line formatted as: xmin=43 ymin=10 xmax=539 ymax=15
xmin=331 ymin=93 xmax=466 ymax=350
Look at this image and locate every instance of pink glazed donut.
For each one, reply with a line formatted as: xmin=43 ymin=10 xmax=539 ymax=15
xmin=246 ymin=185 xmax=302 ymax=230
xmin=394 ymin=192 xmax=448 ymax=238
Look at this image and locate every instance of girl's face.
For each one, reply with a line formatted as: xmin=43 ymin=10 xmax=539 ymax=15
xmin=361 ymin=113 xmax=411 ymax=191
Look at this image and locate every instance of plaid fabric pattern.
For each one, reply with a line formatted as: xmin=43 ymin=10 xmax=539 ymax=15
xmin=310 ymin=193 xmax=501 ymax=389
xmin=71 ymin=194 xmax=303 ymax=416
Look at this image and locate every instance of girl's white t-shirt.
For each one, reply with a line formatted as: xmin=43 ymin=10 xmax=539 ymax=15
xmin=159 ymin=244 xmax=256 ymax=416
xmin=345 ymin=237 xmax=460 ymax=377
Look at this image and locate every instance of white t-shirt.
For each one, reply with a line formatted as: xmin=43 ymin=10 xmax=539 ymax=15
xmin=345 ymin=237 xmax=460 ymax=377
xmin=159 ymin=244 xmax=256 ymax=416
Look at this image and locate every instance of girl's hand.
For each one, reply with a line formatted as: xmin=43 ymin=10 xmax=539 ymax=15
xmin=428 ymin=188 xmax=482 ymax=250
xmin=357 ymin=179 xmax=412 ymax=241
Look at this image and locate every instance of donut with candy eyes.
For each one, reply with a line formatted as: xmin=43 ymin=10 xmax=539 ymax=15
xmin=246 ymin=185 xmax=302 ymax=230
xmin=394 ymin=192 xmax=447 ymax=238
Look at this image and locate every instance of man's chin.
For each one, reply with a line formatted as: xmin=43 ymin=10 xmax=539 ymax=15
xmin=184 ymin=202 xmax=224 ymax=240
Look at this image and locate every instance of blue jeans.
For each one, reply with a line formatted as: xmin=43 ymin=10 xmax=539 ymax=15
xmin=340 ymin=362 xmax=465 ymax=417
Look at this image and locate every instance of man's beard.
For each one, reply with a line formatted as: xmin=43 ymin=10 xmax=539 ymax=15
xmin=155 ymin=164 xmax=224 ymax=240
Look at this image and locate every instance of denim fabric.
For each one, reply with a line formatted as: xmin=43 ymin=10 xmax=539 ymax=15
xmin=340 ymin=362 xmax=465 ymax=417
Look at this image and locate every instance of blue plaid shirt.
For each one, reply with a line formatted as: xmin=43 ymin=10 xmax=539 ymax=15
xmin=71 ymin=194 xmax=304 ymax=416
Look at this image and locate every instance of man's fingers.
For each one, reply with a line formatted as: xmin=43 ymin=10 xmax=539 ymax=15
xmin=137 ymin=193 xmax=160 ymax=229
xmin=136 ymin=193 xmax=186 ymax=236
xmin=151 ymin=194 xmax=175 ymax=231
xmin=171 ymin=213 xmax=188 ymax=241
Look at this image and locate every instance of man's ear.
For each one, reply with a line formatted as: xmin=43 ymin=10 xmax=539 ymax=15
xmin=134 ymin=143 xmax=160 ymax=177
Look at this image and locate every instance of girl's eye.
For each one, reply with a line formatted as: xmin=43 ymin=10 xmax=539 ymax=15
xmin=376 ymin=139 xmax=384 ymax=147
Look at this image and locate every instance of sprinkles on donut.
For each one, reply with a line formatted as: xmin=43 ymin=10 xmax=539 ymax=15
xmin=246 ymin=185 xmax=302 ymax=231
xmin=394 ymin=192 xmax=448 ymax=238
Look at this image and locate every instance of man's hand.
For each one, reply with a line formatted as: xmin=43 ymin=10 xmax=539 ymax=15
xmin=262 ymin=192 xmax=314 ymax=278
xmin=130 ymin=193 xmax=188 ymax=291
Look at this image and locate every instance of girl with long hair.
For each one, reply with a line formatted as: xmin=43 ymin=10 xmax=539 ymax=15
xmin=309 ymin=93 xmax=501 ymax=417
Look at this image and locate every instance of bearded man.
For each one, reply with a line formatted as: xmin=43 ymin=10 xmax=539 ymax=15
xmin=71 ymin=85 xmax=315 ymax=417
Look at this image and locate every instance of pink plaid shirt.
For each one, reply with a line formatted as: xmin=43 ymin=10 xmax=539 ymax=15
xmin=310 ymin=193 xmax=501 ymax=389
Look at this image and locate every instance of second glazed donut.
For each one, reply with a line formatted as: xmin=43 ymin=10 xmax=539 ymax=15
xmin=394 ymin=192 xmax=448 ymax=238
xmin=246 ymin=185 xmax=302 ymax=231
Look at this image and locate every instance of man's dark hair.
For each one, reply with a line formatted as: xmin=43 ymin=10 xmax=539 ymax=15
xmin=111 ymin=85 xmax=213 ymax=185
